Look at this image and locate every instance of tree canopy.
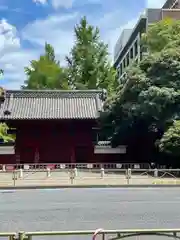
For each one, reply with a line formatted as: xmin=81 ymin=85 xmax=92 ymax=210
xmin=22 ymin=43 xmax=69 ymax=90
xmin=0 ymin=123 xmax=15 ymax=143
xmin=102 ymin=19 xmax=180 ymax=165
xmin=159 ymin=120 xmax=180 ymax=157
xmin=66 ymin=17 xmax=118 ymax=93
xmin=141 ymin=18 xmax=180 ymax=53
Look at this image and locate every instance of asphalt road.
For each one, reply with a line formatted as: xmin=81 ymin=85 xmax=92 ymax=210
xmin=0 ymin=188 xmax=179 ymax=240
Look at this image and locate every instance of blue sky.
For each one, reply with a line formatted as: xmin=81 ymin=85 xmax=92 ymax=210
xmin=0 ymin=0 xmax=166 ymax=89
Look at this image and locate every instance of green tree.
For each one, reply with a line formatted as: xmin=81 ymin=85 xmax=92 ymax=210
xmin=141 ymin=18 xmax=180 ymax=53
xmin=0 ymin=66 xmax=14 ymax=143
xmin=0 ymin=70 xmax=5 ymax=97
xmin=66 ymin=17 xmax=118 ymax=93
xmin=22 ymin=43 xmax=69 ymax=90
xmin=0 ymin=123 xmax=15 ymax=142
xmin=102 ymin=36 xmax=180 ymax=164
xmin=159 ymin=121 xmax=180 ymax=157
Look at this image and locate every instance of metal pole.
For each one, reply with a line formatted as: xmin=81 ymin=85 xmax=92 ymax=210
xmin=71 ymin=176 xmax=73 ymax=184
xmin=127 ymin=176 xmax=129 ymax=185
xmin=102 ymin=232 xmax=105 ymax=240
xmin=126 ymin=169 xmax=129 ymax=184
xmin=70 ymin=170 xmax=74 ymax=184
xmin=126 ymin=168 xmax=131 ymax=185
xmin=9 ymin=236 xmax=14 ymax=240
xmin=27 ymin=235 xmax=32 ymax=240
xmin=18 ymin=232 xmax=25 ymax=240
xmin=13 ymin=171 xmax=16 ymax=187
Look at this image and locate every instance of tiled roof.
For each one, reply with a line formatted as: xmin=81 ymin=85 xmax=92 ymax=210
xmin=0 ymin=90 xmax=104 ymax=120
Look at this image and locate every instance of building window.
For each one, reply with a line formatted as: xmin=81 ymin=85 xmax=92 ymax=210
xmin=130 ymin=48 xmax=133 ymax=59
xmin=173 ymin=1 xmax=179 ymax=8
xmin=134 ymin=40 xmax=138 ymax=56
xmin=140 ymin=50 xmax=143 ymax=61
xmin=121 ymin=62 xmax=124 ymax=72
xmin=117 ymin=68 xmax=119 ymax=78
xmin=117 ymin=66 xmax=120 ymax=78
xmin=120 ymin=64 xmax=123 ymax=76
xmin=123 ymin=59 xmax=126 ymax=68
xmin=127 ymin=53 xmax=130 ymax=66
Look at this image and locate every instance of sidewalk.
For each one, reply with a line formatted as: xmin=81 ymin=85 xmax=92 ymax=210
xmin=0 ymin=171 xmax=179 ymax=189
xmin=0 ymin=176 xmax=179 ymax=189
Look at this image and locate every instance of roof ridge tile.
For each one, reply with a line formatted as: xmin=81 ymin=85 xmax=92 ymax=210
xmin=5 ymin=89 xmax=104 ymax=98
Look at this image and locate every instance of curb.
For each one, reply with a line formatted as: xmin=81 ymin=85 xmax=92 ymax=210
xmin=0 ymin=184 xmax=180 ymax=190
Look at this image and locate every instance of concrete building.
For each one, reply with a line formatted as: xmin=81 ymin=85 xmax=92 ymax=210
xmin=114 ymin=0 xmax=180 ymax=81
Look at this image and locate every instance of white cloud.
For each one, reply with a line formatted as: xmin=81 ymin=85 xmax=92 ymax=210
xmin=0 ymin=13 xmax=80 ymax=89
xmin=33 ymin=0 xmax=100 ymax=9
xmin=33 ymin=0 xmax=47 ymax=4
xmin=0 ymin=19 xmax=38 ymax=89
xmin=0 ymin=19 xmax=20 ymax=55
xmin=33 ymin=0 xmax=74 ymax=9
xmin=22 ymin=13 xmax=78 ymax=65
xmin=146 ymin=0 xmax=167 ymax=8
xmin=51 ymin=0 xmax=74 ymax=9
xmin=1 ymin=50 xmax=39 ymax=89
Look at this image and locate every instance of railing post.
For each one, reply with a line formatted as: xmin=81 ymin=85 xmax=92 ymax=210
xmin=19 ymin=169 xmax=23 ymax=179
xmin=2 ymin=165 xmax=6 ymax=172
xmin=74 ymin=168 xmax=78 ymax=177
xmin=102 ymin=232 xmax=105 ymax=240
xmin=9 ymin=235 xmax=16 ymax=240
xmin=126 ymin=168 xmax=131 ymax=184
xmin=46 ymin=168 xmax=51 ymax=178
xmin=70 ymin=170 xmax=75 ymax=184
xmin=12 ymin=170 xmax=17 ymax=186
xmin=26 ymin=235 xmax=32 ymax=240
xmin=18 ymin=232 xmax=25 ymax=240
xmin=154 ymin=168 xmax=158 ymax=178
xmin=100 ymin=168 xmax=105 ymax=178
